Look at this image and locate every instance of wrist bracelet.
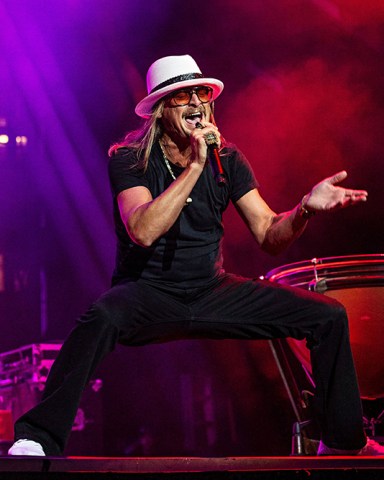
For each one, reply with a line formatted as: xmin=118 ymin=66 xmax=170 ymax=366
xmin=299 ymin=196 xmax=316 ymax=220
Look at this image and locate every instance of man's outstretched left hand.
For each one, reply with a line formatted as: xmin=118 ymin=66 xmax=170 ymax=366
xmin=304 ymin=170 xmax=368 ymax=213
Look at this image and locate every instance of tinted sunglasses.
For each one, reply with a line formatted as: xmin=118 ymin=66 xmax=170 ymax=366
xmin=168 ymin=86 xmax=213 ymax=106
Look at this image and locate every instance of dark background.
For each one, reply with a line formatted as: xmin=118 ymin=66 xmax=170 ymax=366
xmin=0 ymin=0 xmax=383 ymax=456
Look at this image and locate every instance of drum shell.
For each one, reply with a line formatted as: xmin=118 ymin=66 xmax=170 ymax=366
xmin=266 ymin=254 xmax=384 ymax=399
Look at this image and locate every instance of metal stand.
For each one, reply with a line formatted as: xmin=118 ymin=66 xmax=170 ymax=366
xmin=363 ymin=403 xmax=384 ymax=439
xmin=268 ymin=339 xmax=319 ymax=455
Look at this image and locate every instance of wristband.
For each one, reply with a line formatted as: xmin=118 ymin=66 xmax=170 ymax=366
xmin=298 ymin=196 xmax=316 ymax=220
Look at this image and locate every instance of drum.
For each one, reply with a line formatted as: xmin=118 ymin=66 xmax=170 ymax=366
xmin=266 ymin=254 xmax=384 ymax=399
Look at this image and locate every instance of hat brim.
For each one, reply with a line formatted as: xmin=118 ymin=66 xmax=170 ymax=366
xmin=135 ymin=78 xmax=224 ymax=118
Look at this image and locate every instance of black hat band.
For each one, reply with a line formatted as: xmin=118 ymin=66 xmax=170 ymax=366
xmin=150 ymin=73 xmax=204 ymax=94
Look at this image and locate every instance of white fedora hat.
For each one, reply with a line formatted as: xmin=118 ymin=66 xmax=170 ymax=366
xmin=135 ymin=54 xmax=224 ymax=118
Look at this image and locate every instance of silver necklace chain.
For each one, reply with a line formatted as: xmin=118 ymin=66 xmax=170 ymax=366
xmin=159 ymin=142 xmax=192 ymax=205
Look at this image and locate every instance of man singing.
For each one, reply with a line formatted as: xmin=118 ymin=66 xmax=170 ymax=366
xmin=9 ymin=55 xmax=384 ymax=456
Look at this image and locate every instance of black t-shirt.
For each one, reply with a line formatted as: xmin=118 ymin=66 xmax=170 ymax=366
xmin=108 ymin=142 xmax=259 ymax=288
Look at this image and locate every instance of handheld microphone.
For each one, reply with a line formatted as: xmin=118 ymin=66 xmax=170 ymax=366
xmin=195 ymin=122 xmax=227 ymax=186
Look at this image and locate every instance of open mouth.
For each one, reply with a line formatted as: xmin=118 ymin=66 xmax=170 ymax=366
xmin=184 ymin=111 xmax=203 ymax=127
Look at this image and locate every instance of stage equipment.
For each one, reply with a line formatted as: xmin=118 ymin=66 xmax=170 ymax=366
xmin=0 ymin=343 xmax=103 ymax=454
xmin=266 ymin=254 xmax=384 ymax=399
xmin=266 ymin=254 xmax=384 ymax=452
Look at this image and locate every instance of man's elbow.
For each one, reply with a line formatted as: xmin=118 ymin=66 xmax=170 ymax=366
xmin=128 ymin=225 xmax=156 ymax=248
xmin=260 ymin=238 xmax=287 ymax=256
xmin=133 ymin=236 xmax=154 ymax=248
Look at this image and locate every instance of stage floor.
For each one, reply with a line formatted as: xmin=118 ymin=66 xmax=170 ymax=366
xmin=1 ymin=456 xmax=384 ymax=479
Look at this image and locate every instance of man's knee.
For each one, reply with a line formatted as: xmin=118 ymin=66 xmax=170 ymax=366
xmin=311 ymin=296 xmax=349 ymax=341
xmin=324 ymin=297 xmax=348 ymax=323
xmin=78 ymin=301 xmax=121 ymax=333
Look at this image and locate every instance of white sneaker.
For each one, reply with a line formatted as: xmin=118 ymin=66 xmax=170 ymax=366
xmin=8 ymin=439 xmax=46 ymax=456
xmin=357 ymin=438 xmax=384 ymax=456
xmin=318 ymin=437 xmax=384 ymax=456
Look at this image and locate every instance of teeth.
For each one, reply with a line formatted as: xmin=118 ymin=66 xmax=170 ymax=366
xmin=185 ymin=112 xmax=201 ymax=119
xmin=184 ymin=111 xmax=203 ymax=126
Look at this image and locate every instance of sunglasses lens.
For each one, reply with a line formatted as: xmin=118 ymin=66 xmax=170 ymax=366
xmin=196 ymin=87 xmax=213 ymax=102
xmin=173 ymin=91 xmax=191 ymax=105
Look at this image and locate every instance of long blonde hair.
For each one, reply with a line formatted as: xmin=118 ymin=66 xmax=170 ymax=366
xmin=108 ymin=102 xmax=165 ymax=171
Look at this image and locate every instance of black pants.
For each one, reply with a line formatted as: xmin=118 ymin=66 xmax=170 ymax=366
xmin=14 ymin=273 xmax=366 ymax=455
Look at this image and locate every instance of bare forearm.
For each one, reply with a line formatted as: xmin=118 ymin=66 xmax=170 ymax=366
xmin=126 ymin=163 xmax=203 ymax=247
xmin=261 ymin=203 xmax=309 ymax=255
